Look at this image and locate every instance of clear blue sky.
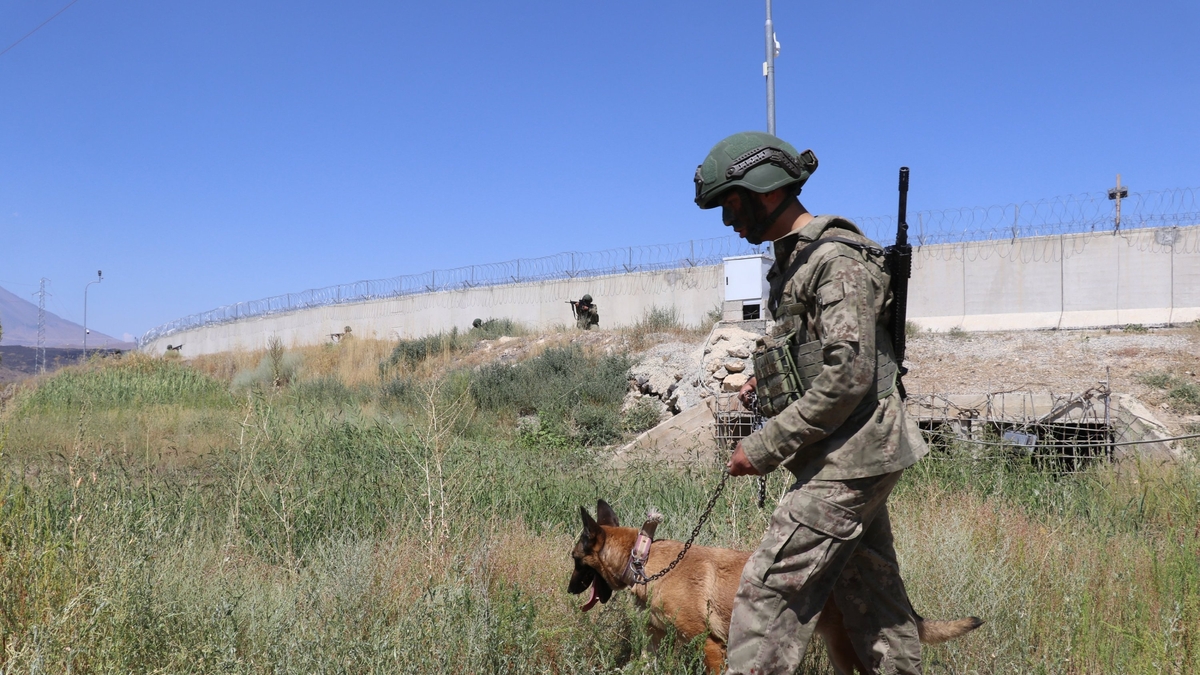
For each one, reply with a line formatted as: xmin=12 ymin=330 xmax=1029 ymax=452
xmin=2 ymin=0 xmax=1197 ymax=340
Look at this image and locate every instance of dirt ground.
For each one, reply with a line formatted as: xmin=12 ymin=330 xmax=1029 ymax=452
xmin=904 ymin=325 xmax=1200 ymax=431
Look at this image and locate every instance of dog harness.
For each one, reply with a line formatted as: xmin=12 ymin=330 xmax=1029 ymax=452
xmin=621 ymin=511 xmax=663 ymax=586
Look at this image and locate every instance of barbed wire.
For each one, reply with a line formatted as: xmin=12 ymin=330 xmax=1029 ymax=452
xmin=854 ymin=186 xmax=1199 ymax=246
xmin=141 ymin=186 xmax=1200 ymax=345
xmin=140 ymin=236 xmax=768 ymax=344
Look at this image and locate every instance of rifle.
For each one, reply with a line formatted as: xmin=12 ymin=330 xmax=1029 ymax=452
xmin=565 ymin=300 xmax=579 ymax=320
xmin=885 ymin=167 xmax=912 ymax=399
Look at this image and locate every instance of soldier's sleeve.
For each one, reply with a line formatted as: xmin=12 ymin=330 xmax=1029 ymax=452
xmin=741 ymin=254 xmax=878 ymax=473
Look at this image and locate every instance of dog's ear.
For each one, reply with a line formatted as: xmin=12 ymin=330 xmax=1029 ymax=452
xmin=580 ymin=505 xmax=602 ymax=544
xmin=596 ymin=499 xmax=620 ymax=527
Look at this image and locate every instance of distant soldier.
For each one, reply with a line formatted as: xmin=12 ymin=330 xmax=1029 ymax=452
xmin=570 ymin=294 xmax=599 ymax=330
xmin=472 ymin=318 xmax=483 ymax=329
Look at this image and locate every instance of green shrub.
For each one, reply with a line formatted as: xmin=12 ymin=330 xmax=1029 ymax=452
xmin=1123 ymin=323 xmax=1149 ymax=333
xmin=621 ymin=398 xmax=663 ymax=435
xmin=1138 ymin=371 xmax=1173 ymax=389
xmin=470 ymin=345 xmax=629 ymax=446
xmin=632 ymin=306 xmax=681 ymax=333
xmin=572 ymin=404 xmax=621 ymax=446
xmin=291 ymin=375 xmax=358 ymax=406
xmin=233 ymin=338 xmax=301 ymax=391
xmin=469 ymin=318 xmax=526 ymax=340
xmin=381 ymin=375 xmax=420 ymax=405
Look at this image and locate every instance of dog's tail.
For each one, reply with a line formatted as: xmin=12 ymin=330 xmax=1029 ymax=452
xmin=917 ymin=616 xmax=984 ymax=644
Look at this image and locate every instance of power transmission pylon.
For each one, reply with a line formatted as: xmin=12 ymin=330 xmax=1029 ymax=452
xmin=35 ymin=278 xmax=50 ymax=374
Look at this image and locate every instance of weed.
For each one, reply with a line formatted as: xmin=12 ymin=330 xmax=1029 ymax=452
xmin=905 ymin=320 xmax=923 ymax=340
xmin=625 ymin=306 xmax=690 ymax=349
xmin=946 ymin=325 xmax=970 ymax=340
xmin=470 ymin=345 xmax=629 ymax=446
xmin=621 ymin=397 xmax=664 ymax=435
xmin=1123 ymin=323 xmax=1149 ymax=333
xmin=1168 ymin=382 xmax=1200 ymax=413
xmin=703 ymin=305 xmax=724 ymax=332
xmin=634 ymin=306 xmax=682 ymax=333
xmin=1138 ymin=371 xmax=1174 ymax=389
xmin=232 ymin=338 xmax=301 ymax=391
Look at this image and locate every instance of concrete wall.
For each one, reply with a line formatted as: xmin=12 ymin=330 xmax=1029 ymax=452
xmin=909 ymin=224 xmax=1200 ymax=331
xmin=144 ymin=265 xmax=723 ymax=356
xmin=144 ymin=224 xmax=1200 ymax=357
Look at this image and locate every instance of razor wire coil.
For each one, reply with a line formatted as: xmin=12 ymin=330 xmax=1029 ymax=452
xmin=141 ymin=186 xmax=1200 ymax=345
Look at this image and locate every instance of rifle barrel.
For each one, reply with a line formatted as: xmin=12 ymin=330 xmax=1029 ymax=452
xmin=896 ymin=167 xmax=910 ymax=247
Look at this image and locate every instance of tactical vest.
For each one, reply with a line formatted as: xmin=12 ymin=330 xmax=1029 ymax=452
xmin=753 ymin=235 xmax=899 ymax=418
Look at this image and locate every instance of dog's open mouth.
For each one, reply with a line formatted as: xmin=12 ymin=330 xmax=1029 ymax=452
xmin=581 ymin=577 xmax=602 ymax=612
xmin=580 ymin=574 xmax=612 ymax=611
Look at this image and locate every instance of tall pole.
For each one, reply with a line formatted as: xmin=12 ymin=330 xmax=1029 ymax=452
xmin=764 ymin=0 xmax=776 ymax=135
xmin=83 ymin=270 xmax=103 ymax=357
xmin=36 ymin=278 xmax=49 ymax=374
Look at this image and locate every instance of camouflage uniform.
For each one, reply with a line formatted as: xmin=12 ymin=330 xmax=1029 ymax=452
xmin=576 ymin=303 xmax=599 ymax=330
xmin=726 ymin=215 xmax=929 ymax=675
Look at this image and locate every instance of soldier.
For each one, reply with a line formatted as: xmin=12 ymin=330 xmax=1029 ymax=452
xmin=694 ymin=132 xmax=928 ymax=674
xmin=573 ymin=294 xmax=599 ymax=330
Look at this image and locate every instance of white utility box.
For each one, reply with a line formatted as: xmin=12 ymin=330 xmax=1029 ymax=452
xmin=723 ymin=253 xmax=774 ymax=321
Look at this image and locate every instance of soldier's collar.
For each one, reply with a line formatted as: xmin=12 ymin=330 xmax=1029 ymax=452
xmin=773 ymin=215 xmax=828 ymax=247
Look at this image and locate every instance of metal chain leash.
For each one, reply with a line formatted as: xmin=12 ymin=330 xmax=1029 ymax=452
xmin=630 ymin=470 xmax=729 ymax=585
xmin=631 ymin=389 xmax=769 ymax=585
xmin=746 ymin=391 xmax=768 ymax=510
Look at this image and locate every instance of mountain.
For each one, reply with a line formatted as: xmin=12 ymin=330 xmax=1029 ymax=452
xmin=0 ymin=285 xmax=132 ymax=349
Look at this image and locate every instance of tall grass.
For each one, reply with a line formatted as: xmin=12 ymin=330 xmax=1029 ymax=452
xmin=15 ymin=352 xmax=231 ymax=412
xmin=0 ymin=353 xmax=1197 ymax=672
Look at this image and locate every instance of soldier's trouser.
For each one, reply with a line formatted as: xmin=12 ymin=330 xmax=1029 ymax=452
xmin=725 ymin=470 xmax=921 ymax=675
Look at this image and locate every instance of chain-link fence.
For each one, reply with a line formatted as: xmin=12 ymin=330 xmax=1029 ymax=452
xmin=141 ymin=186 xmax=1199 ymax=345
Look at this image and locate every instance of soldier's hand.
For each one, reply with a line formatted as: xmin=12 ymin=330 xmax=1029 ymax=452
xmin=737 ymin=377 xmax=758 ymax=407
xmin=726 ymin=442 xmax=760 ymax=476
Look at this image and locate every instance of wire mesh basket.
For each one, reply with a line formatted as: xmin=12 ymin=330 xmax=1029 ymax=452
xmin=712 ymin=393 xmax=761 ymax=452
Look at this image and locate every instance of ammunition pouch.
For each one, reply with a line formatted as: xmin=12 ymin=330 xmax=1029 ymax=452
xmin=752 ymin=329 xmax=900 ymax=419
xmin=752 ymin=333 xmax=804 ymax=418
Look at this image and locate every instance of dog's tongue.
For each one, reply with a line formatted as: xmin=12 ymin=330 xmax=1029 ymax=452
xmin=580 ymin=579 xmax=601 ymax=612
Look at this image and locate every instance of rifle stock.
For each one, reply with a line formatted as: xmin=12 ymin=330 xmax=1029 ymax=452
xmin=886 ymin=167 xmax=912 ymax=398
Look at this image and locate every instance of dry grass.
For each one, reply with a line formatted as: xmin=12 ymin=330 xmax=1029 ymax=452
xmin=192 ymin=338 xmax=397 ymax=389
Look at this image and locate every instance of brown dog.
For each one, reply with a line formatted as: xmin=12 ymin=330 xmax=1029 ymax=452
xmin=568 ymin=499 xmax=982 ymax=674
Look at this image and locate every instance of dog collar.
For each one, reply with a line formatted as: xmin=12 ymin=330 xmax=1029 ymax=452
xmin=621 ymin=510 xmax=663 ymax=586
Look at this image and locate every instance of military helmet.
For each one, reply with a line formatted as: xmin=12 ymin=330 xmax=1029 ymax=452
xmin=694 ymin=131 xmax=818 ymax=210
xmin=581 ymin=294 xmax=593 ymax=303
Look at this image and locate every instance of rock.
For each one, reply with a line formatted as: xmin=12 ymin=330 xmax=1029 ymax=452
xmin=722 ymin=373 xmax=750 ymax=392
xmin=724 ymin=360 xmax=745 ymax=373
xmin=497 ymin=335 xmax=516 ymax=344
xmin=728 ymin=347 xmax=752 ymax=359
xmin=713 ymin=368 xmax=728 ymax=380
